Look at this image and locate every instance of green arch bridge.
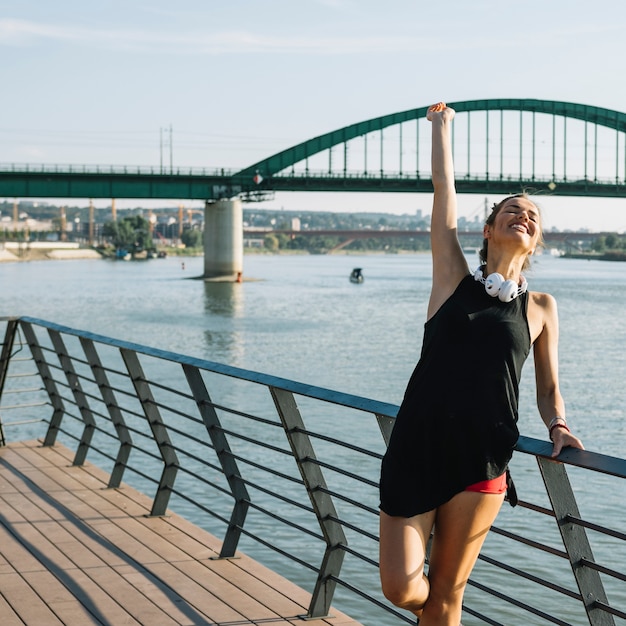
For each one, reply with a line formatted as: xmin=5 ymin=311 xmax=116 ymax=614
xmin=2 ymin=99 xmax=626 ymax=201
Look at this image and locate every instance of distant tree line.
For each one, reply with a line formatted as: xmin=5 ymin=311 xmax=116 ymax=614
xmin=262 ymin=233 xmax=433 ymax=254
xmin=591 ymin=233 xmax=626 ymax=252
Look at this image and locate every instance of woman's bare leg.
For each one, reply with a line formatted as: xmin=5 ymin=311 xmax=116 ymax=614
xmin=421 ymin=491 xmax=505 ymax=625
xmin=379 ymin=509 xmax=436 ymax=616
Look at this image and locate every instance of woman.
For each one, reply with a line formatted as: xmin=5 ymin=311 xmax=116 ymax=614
xmin=378 ymin=102 xmax=584 ymax=625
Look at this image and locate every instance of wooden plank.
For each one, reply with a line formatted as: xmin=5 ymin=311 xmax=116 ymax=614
xmin=0 ymin=440 xmax=363 ymax=625
xmin=0 ymin=590 xmax=24 ymax=626
xmin=0 ymin=571 xmax=65 ymax=625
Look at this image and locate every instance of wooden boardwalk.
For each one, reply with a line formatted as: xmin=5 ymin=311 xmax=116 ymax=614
xmin=0 ymin=440 xmax=362 ymax=626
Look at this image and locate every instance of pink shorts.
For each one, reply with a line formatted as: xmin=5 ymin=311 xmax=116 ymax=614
xmin=465 ymin=473 xmax=507 ymax=494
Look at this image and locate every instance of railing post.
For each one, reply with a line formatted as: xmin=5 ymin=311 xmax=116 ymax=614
xmin=0 ymin=318 xmax=19 ymax=446
xmin=120 ymin=348 xmax=179 ymax=516
xmin=80 ymin=337 xmax=133 ymax=487
xmin=270 ymin=386 xmax=347 ymax=620
xmin=48 ymin=329 xmax=96 ymax=466
xmin=19 ymin=321 xmax=66 ymax=446
xmin=376 ymin=413 xmax=395 ymax=447
xmin=182 ymin=363 xmax=250 ymax=558
xmin=537 ymin=457 xmax=615 ymax=626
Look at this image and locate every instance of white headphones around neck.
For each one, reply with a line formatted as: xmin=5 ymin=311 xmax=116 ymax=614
xmin=473 ymin=266 xmax=528 ymax=302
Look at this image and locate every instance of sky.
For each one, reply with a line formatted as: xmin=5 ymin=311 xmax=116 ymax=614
xmin=2 ymin=0 xmax=626 ymax=232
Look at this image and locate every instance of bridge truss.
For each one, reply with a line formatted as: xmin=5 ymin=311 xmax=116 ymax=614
xmin=235 ymin=99 xmax=626 ymax=199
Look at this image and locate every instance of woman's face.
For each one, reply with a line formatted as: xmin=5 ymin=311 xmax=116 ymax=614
xmin=485 ymin=197 xmax=542 ymax=252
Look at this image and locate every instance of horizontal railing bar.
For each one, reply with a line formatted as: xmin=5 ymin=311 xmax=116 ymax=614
xmin=219 ymin=427 xmax=292 ymax=456
xmin=198 ymin=401 xmax=283 ymax=429
xmin=227 ymin=451 xmax=305 ymax=487
xmin=295 ymin=426 xmax=384 ymax=460
xmin=565 ymin=514 xmax=626 ymax=542
xmin=478 ymin=554 xmax=581 ymax=601
xmin=467 ymin=579 xmax=573 ymax=626
xmin=81 ymin=446 xmax=118 ymax=467
xmin=54 ymin=427 xmax=81 ymax=446
xmin=147 ymin=404 xmax=205 ymax=427
xmin=169 ymin=479 xmax=237 ymax=509
xmin=56 ymin=406 xmax=88 ymax=426
xmin=0 ymin=386 xmax=43 ymax=394
xmin=169 ymin=472 xmax=231 ymax=500
xmin=310 ymin=458 xmax=379 ymax=489
xmin=79 ymin=422 xmax=124 ymax=445
xmin=171 ymin=453 xmax=223 ymax=481
xmin=0 ymin=401 xmax=48 ymax=410
xmin=2 ymin=356 xmax=37 ymax=366
xmin=167 ymin=490 xmax=231 ymax=527
xmin=244 ymin=500 xmax=324 ymax=543
xmin=117 ymin=423 xmax=166 ymax=447
xmin=336 ymin=543 xmax=379 ymax=568
xmin=592 ymin=600 xmax=626 ymax=620
xmin=579 ymin=557 xmax=626 ymax=583
xmin=490 ymin=526 xmax=568 ymax=560
xmin=116 ymin=463 xmax=161 ymax=490
xmin=234 ymin=524 xmax=321 ymax=575
xmin=0 ymin=418 xmax=46 ymax=427
xmin=319 ymin=488 xmax=380 ymax=518
xmin=241 ymin=481 xmax=315 ymax=517
xmin=328 ymin=514 xmax=379 ymax=543
xmin=2 ymin=371 xmax=40 ymax=378
xmin=514 ymin=498 xmax=557 ymax=517
xmin=164 ymin=422 xmax=216 ymax=449
xmin=460 ymin=604 xmax=505 ymax=626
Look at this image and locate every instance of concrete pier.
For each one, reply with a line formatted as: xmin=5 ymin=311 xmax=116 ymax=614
xmin=203 ymin=198 xmax=243 ymax=281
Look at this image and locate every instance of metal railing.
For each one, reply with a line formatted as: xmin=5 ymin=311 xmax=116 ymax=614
xmin=0 ymin=162 xmax=234 ymax=176
xmin=1 ymin=316 xmax=625 ymax=625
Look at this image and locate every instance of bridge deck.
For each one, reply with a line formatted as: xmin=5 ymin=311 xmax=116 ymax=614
xmin=0 ymin=440 xmax=360 ymax=626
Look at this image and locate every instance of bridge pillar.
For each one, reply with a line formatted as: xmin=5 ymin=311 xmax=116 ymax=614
xmin=203 ymin=198 xmax=243 ymax=281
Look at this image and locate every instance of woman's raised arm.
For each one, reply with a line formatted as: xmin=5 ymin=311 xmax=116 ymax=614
xmin=426 ymin=103 xmax=470 ymax=319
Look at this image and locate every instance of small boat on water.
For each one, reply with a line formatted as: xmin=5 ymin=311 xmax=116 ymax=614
xmin=349 ymin=268 xmax=364 ymax=284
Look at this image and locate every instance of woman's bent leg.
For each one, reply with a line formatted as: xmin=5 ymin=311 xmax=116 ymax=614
xmin=421 ymin=491 xmax=505 ymax=625
xmin=379 ymin=509 xmax=436 ymax=615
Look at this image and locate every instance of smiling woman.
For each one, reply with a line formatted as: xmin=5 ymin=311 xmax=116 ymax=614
xmin=377 ymin=103 xmax=585 ymax=626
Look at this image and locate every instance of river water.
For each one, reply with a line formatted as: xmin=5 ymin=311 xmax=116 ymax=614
xmin=1 ymin=251 xmax=625 ymax=625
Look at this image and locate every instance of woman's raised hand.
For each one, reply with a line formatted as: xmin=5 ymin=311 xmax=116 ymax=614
xmin=427 ymin=101 xmax=455 ymax=122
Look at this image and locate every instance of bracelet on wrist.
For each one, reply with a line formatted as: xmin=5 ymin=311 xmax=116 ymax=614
xmin=549 ymin=422 xmax=571 ymax=442
xmin=548 ymin=416 xmax=567 ymax=430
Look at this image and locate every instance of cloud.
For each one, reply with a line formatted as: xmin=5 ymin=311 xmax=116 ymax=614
xmin=2 ymin=15 xmax=621 ymax=57
xmin=0 ymin=17 xmax=444 ymax=55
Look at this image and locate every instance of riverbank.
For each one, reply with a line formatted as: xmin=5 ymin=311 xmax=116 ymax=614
xmin=562 ymin=251 xmax=626 ymax=261
xmin=0 ymin=243 xmax=103 ymax=262
xmin=0 ymin=245 xmax=430 ymax=263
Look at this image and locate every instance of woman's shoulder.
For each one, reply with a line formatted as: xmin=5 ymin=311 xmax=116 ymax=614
xmin=526 ymin=290 xmax=558 ymax=342
xmin=528 ymin=290 xmax=557 ymax=310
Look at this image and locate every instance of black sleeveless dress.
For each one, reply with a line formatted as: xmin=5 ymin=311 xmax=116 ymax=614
xmin=379 ymin=274 xmax=531 ymax=517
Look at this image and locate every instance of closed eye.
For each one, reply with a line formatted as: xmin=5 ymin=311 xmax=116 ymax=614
xmin=507 ymin=209 xmax=538 ymax=222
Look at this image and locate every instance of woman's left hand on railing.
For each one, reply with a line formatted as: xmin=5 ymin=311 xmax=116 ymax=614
xmin=550 ymin=427 xmax=585 ymax=458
